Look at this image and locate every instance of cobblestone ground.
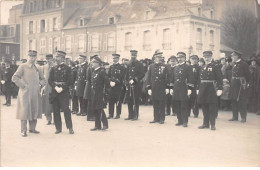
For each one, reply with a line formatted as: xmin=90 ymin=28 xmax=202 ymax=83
xmin=0 ymin=96 xmax=260 ymax=167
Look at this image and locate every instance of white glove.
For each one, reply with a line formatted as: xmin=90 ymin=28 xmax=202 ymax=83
xmin=165 ymin=89 xmax=169 ymax=94
xmin=110 ymin=81 xmax=116 ymax=87
xmin=129 ymin=79 xmax=134 ymax=85
xmin=188 ymin=90 xmax=192 ymax=96
xmin=41 ymin=87 xmax=45 ymax=96
xmin=196 ymin=90 xmax=199 ymax=95
xmin=216 ymin=90 xmax=222 ymax=96
xmin=148 ymin=89 xmax=152 ymax=95
xmin=1 ymin=80 xmax=5 ymax=84
xmin=55 ymin=86 xmax=63 ymax=93
xmin=170 ymin=89 xmax=173 ymax=95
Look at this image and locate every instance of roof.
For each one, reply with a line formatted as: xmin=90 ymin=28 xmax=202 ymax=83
xmin=10 ymin=4 xmax=23 ymax=10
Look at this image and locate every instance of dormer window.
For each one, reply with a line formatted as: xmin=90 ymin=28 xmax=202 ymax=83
xmin=109 ymin=17 xmax=115 ymax=24
xmin=80 ymin=18 xmax=84 ymax=26
xmin=210 ymin=10 xmax=214 ymax=19
xmin=198 ymin=7 xmax=201 ymax=17
xmin=145 ymin=10 xmax=151 ymax=20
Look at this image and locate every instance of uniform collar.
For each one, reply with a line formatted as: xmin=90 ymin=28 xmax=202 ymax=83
xmin=113 ymin=62 xmax=119 ymax=65
xmin=179 ymin=62 xmax=185 ymax=65
xmin=236 ymin=59 xmax=241 ymax=63
xmin=94 ymin=66 xmax=101 ymax=71
xmin=26 ymin=62 xmax=36 ymax=68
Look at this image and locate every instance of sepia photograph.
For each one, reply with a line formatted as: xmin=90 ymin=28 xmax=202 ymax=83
xmin=0 ymin=0 xmax=259 ymax=167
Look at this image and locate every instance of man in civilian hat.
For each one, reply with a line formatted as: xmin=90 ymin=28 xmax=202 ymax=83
xmin=107 ymin=53 xmax=125 ymax=119
xmin=76 ymin=54 xmax=88 ymax=116
xmin=125 ymin=50 xmax=145 ymax=120
xmin=2 ymin=59 xmax=14 ymax=106
xmin=147 ymin=51 xmax=170 ymax=124
xmin=48 ymin=50 xmax=74 ymax=134
xmin=170 ymin=52 xmax=194 ymax=127
xmin=228 ymin=51 xmax=250 ymax=122
xmin=12 ymin=50 xmax=46 ymax=137
xmin=41 ymin=54 xmax=56 ymax=125
xmin=197 ymin=51 xmax=223 ymax=130
xmin=189 ymin=54 xmax=200 ymax=118
xmin=90 ymin=56 xmax=109 ymax=131
xmin=166 ymin=55 xmax=178 ymax=116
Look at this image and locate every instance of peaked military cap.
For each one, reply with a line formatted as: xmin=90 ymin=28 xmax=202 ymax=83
xmin=153 ymin=51 xmax=163 ymax=58
xmin=203 ymin=51 xmax=213 ymax=57
xmin=79 ymin=54 xmax=87 ymax=58
xmin=169 ymin=55 xmax=177 ymax=60
xmin=56 ymin=50 xmax=66 ymax=57
xmin=231 ymin=51 xmax=242 ymax=58
xmin=112 ymin=53 xmax=120 ymax=59
xmin=45 ymin=54 xmax=53 ymax=58
xmin=4 ymin=58 xmax=11 ymax=64
xmin=190 ymin=55 xmax=199 ymax=60
xmin=177 ymin=52 xmax=186 ymax=58
xmin=90 ymin=55 xmax=97 ymax=61
xmin=92 ymin=56 xmax=103 ymax=64
xmin=130 ymin=50 xmax=138 ymax=56
xmin=21 ymin=59 xmax=27 ymax=63
xmin=28 ymin=50 xmax=37 ymax=56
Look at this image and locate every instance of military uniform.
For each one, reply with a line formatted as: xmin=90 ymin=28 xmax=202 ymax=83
xmin=125 ymin=50 xmax=145 ymax=120
xmin=71 ymin=64 xmax=79 ymax=114
xmin=76 ymin=61 xmax=88 ymax=116
xmin=108 ymin=55 xmax=125 ymax=119
xmin=48 ymin=51 xmax=73 ymax=134
xmin=197 ymin=51 xmax=223 ymax=130
xmin=2 ymin=64 xmax=14 ymax=106
xmin=229 ymin=53 xmax=250 ymax=122
xmin=10 ymin=63 xmax=18 ymax=98
xmin=147 ymin=56 xmax=169 ymax=123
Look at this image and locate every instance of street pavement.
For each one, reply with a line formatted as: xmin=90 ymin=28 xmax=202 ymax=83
xmin=0 ymin=96 xmax=260 ymax=167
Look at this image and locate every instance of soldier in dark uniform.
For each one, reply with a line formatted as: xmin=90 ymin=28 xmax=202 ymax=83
xmin=2 ymin=59 xmax=14 ymax=106
xmin=228 ymin=51 xmax=251 ymax=123
xmin=170 ymin=52 xmax=194 ymax=127
xmin=197 ymin=51 xmax=223 ymax=130
xmin=189 ymin=55 xmax=200 ymax=117
xmin=147 ymin=51 xmax=169 ymax=124
xmin=165 ymin=55 xmax=178 ymax=116
xmin=107 ymin=53 xmax=125 ymax=119
xmin=48 ymin=51 xmax=74 ymax=134
xmin=76 ymin=55 xmax=88 ymax=116
xmin=125 ymin=50 xmax=145 ymax=121
xmin=89 ymin=56 xmax=109 ymax=131
xmin=71 ymin=61 xmax=79 ymax=114
xmin=11 ymin=60 xmax=18 ymax=98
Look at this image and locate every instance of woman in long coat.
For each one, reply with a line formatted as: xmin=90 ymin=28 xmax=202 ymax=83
xmin=12 ymin=50 xmax=46 ymax=137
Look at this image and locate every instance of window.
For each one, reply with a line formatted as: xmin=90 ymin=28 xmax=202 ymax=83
xmin=30 ymin=2 xmax=33 ymax=12
xmin=53 ymin=37 xmax=59 ymax=52
xmin=198 ymin=7 xmax=201 ymax=17
xmin=91 ymin=34 xmax=99 ymax=52
xmin=162 ymin=28 xmax=171 ymax=50
xmin=53 ymin=18 xmax=58 ymax=31
xmin=6 ymin=46 xmax=10 ymax=54
xmin=55 ymin=0 xmax=61 ymax=7
xmin=0 ymin=30 xmax=3 ymax=36
xmin=143 ymin=30 xmax=151 ymax=51
xmin=65 ymin=36 xmax=71 ymax=53
xmin=40 ymin=38 xmax=46 ymax=54
xmin=29 ymin=21 xmax=33 ymax=34
xmin=209 ymin=30 xmax=214 ymax=50
xmin=196 ymin=28 xmax=202 ymax=50
xmin=109 ymin=17 xmax=114 ymax=24
xmin=78 ymin=35 xmax=85 ymax=52
xmin=107 ymin=33 xmax=115 ymax=51
xmin=145 ymin=10 xmax=150 ymax=20
xmin=29 ymin=40 xmax=33 ymax=50
xmin=125 ymin=32 xmax=132 ymax=51
xmin=41 ymin=20 xmax=45 ymax=32
xmin=79 ymin=18 xmax=84 ymax=26
xmin=210 ymin=10 xmax=214 ymax=19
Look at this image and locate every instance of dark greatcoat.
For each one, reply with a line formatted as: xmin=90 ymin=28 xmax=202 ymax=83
xmin=76 ymin=62 xmax=88 ymax=97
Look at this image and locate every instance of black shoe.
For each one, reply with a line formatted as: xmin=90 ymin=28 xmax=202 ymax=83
xmin=102 ymin=126 xmax=108 ymax=130
xmin=21 ymin=132 xmax=27 ymax=137
xmin=194 ymin=115 xmax=198 ymax=118
xmin=125 ymin=117 xmax=132 ymax=120
xmin=6 ymin=103 xmax=11 ymax=106
xmin=107 ymin=116 xmax=113 ymax=119
xmin=211 ymin=126 xmax=216 ymax=130
xmin=149 ymin=120 xmax=157 ymax=123
xmin=76 ymin=112 xmax=81 ymax=116
xmin=159 ymin=121 xmax=164 ymax=124
xmin=46 ymin=121 xmax=51 ymax=125
xmin=165 ymin=114 xmax=170 ymax=116
xmin=241 ymin=119 xmax=246 ymax=123
xmin=114 ymin=115 xmax=120 ymax=119
xmin=71 ymin=111 xmax=77 ymax=114
xmin=175 ymin=123 xmax=183 ymax=126
xmin=81 ymin=114 xmax=87 ymax=116
xmin=198 ymin=125 xmax=209 ymax=129
xmin=131 ymin=117 xmax=138 ymax=121
xmin=29 ymin=130 xmax=40 ymax=134
xmin=69 ymin=128 xmax=74 ymax=134
xmin=172 ymin=113 xmax=176 ymax=116
xmin=3 ymin=103 xmax=7 ymax=105
xmin=55 ymin=130 xmax=62 ymax=134
xmin=183 ymin=123 xmax=188 ymax=127
xmin=229 ymin=118 xmax=238 ymax=121
xmin=90 ymin=127 xmax=100 ymax=131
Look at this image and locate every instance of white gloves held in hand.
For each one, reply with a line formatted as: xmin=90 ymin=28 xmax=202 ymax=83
xmin=165 ymin=89 xmax=169 ymax=94
xmin=129 ymin=79 xmax=134 ymax=85
xmin=216 ymin=90 xmax=222 ymax=96
xmin=1 ymin=80 xmax=5 ymax=84
xmin=110 ymin=81 xmax=115 ymax=87
xmin=188 ymin=90 xmax=192 ymax=96
xmin=148 ymin=89 xmax=152 ymax=95
xmin=55 ymin=86 xmax=63 ymax=93
xmin=170 ymin=89 xmax=173 ymax=95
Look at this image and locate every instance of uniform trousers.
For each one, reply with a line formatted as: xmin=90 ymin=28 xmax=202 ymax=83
xmin=175 ymin=100 xmax=189 ymax=124
xmin=21 ymin=119 xmax=37 ymax=133
xmin=5 ymin=92 xmax=11 ymax=104
xmin=93 ymin=109 xmax=108 ymax=129
xmin=128 ymin=97 xmax=139 ymax=119
xmin=52 ymin=91 xmax=73 ymax=131
xmin=79 ymin=96 xmax=88 ymax=114
xmin=72 ymin=95 xmax=79 ymax=113
xmin=109 ymin=98 xmax=122 ymax=117
xmin=189 ymin=90 xmax=199 ymax=116
xmin=153 ymin=100 xmax=165 ymax=122
xmin=201 ymin=103 xmax=217 ymax=127
xmin=232 ymin=98 xmax=247 ymax=120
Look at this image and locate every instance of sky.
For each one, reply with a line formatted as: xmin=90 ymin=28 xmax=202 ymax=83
xmin=0 ymin=0 xmax=23 ymax=25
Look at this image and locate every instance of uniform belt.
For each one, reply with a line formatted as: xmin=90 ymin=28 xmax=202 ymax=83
xmin=201 ymin=80 xmax=215 ymax=83
xmin=232 ymin=77 xmax=245 ymax=80
xmin=54 ymin=81 xmax=65 ymax=85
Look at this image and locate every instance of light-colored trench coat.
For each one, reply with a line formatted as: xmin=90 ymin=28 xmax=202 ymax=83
xmin=12 ymin=62 xmax=46 ymax=120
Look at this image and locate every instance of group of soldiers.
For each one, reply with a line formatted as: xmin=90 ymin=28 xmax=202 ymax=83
xmin=1 ymin=46 xmax=258 ymax=137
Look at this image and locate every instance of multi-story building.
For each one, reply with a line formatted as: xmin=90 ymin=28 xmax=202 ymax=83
xmin=8 ymin=4 xmax=23 ymax=25
xmin=0 ymin=42 xmax=20 ymax=62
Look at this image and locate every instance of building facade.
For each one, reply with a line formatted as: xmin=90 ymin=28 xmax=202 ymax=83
xmin=0 ymin=42 xmax=20 ymax=62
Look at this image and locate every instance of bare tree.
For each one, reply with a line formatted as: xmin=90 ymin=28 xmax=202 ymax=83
xmin=221 ymin=5 xmax=257 ymax=59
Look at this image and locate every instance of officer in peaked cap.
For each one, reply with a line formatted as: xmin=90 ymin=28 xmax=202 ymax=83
xmin=197 ymin=51 xmax=223 ymax=130
xmin=2 ymin=58 xmax=13 ymax=106
xmin=189 ymin=54 xmax=200 ymax=118
xmin=147 ymin=51 xmax=169 ymax=124
xmin=48 ymin=50 xmax=74 ymax=134
xmin=125 ymin=50 xmax=145 ymax=120
xmin=28 ymin=50 xmax=37 ymax=57
xmin=107 ymin=53 xmax=125 ymax=119
xmin=170 ymin=52 xmax=194 ymax=127
xmin=89 ymin=56 xmax=109 ymax=131
xmin=229 ymin=50 xmax=250 ymax=123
